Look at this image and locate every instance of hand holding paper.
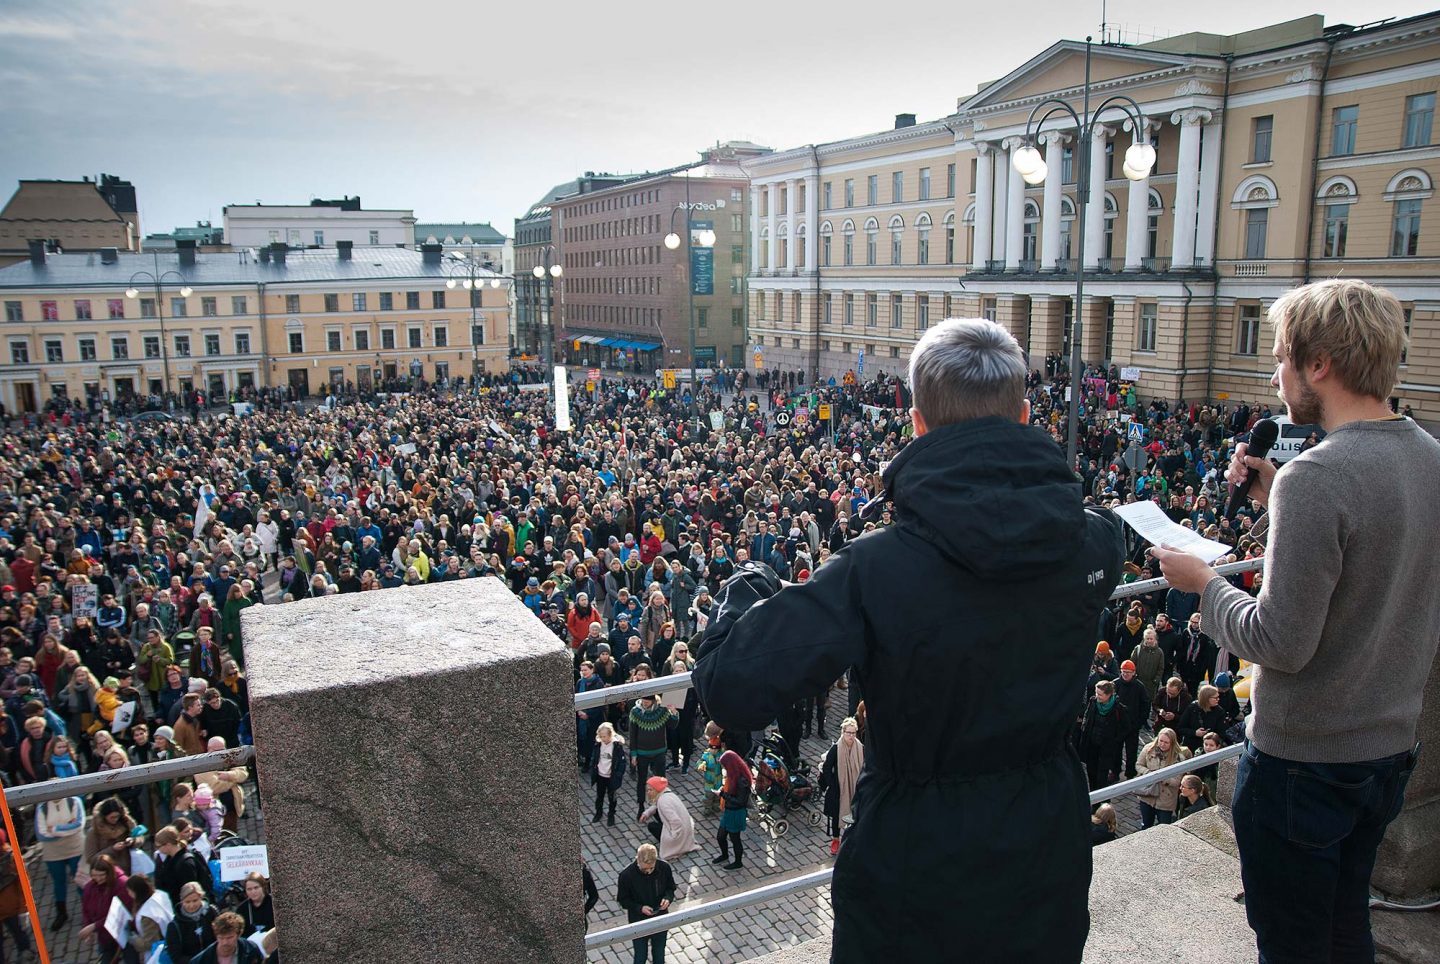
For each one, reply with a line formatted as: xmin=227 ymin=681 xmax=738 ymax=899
xmin=1113 ymin=501 xmax=1231 ymax=564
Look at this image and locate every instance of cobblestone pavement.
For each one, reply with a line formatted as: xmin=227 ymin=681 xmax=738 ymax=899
xmin=581 ymin=703 xmax=1156 ymax=964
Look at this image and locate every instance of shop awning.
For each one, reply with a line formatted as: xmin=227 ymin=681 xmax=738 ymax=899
xmin=596 ymin=337 xmax=622 ymax=347
xmin=628 ymin=341 xmax=661 ymax=351
xmin=578 ymin=335 xmax=606 ymax=344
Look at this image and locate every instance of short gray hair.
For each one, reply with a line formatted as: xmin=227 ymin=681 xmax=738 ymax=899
xmin=907 ymin=318 xmax=1026 ymax=428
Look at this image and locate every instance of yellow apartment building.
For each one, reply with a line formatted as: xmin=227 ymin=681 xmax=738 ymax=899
xmin=747 ymin=13 xmax=1440 ymax=419
xmin=0 ymin=241 xmax=510 ymax=412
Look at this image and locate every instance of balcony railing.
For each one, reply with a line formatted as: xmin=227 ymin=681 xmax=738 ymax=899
xmin=1142 ymin=257 xmax=1172 ymax=273
xmin=1234 ymin=262 xmax=1269 ymax=277
xmin=1017 ymin=259 xmax=1040 ymax=273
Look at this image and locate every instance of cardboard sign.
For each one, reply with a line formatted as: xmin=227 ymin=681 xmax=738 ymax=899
xmin=220 ymin=844 xmax=270 ymax=881
xmin=72 ymin=584 xmax=99 ymax=618
xmin=1120 ymin=366 xmax=1141 ymax=382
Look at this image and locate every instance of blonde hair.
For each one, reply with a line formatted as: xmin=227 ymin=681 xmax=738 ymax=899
xmin=1092 ymin=803 xmax=1118 ymax=832
xmin=1144 ymin=727 xmax=1185 ymax=766
xmin=1197 ymin=684 xmax=1219 ymax=706
xmin=1269 ymin=279 xmax=1406 ymax=400
xmin=636 ymin=843 xmax=658 ymax=865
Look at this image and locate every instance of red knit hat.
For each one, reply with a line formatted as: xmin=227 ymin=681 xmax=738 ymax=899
xmin=1121 ymin=660 xmax=1136 ymax=672
xmin=1096 ymin=641 xmax=1112 ymax=655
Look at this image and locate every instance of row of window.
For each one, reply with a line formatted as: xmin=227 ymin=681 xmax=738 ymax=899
xmin=1260 ymin=93 xmax=1436 ymax=163
xmin=808 ymin=165 xmax=959 ymax=212
xmin=570 ymin=187 xmax=744 ymax=219
xmin=264 ymin=229 xmax=383 ymax=246
xmin=292 ymin=324 xmax=480 ymax=354
xmin=1 ymin=290 xmax=472 ymax=323
xmin=8 ymin=331 xmax=249 ymax=365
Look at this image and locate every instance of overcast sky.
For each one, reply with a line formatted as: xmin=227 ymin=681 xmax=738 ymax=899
xmin=1 ymin=0 xmax=1431 ymax=239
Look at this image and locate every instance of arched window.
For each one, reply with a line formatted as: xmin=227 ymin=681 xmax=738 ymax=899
xmin=820 ymin=221 xmax=833 ymax=267
xmin=1317 ymin=177 xmax=1357 ymax=259
xmin=1103 ymin=193 xmax=1119 ymax=260
xmin=957 ymin=206 xmax=971 ymax=265
xmin=864 ymin=217 xmax=879 ymax=266
xmin=1147 ymin=190 xmax=1164 ymax=260
xmin=888 ymin=215 xmax=905 ymax=265
xmin=1385 ymin=169 xmax=1432 ymax=257
xmin=794 ymin=223 xmax=807 ymax=269
xmin=759 ymin=225 xmax=770 ymax=269
xmin=777 ymin=222 xmax=789 ymax=268
xmin=1022 ymin=200 xmax=1040 ymax=262
xmin=916 ymin=213 xmax=933 ymax=265
xmin=1231 ymin=176 xmax=1279 ymax=260
xmin=1059 ymin=197 xmax=1076 ymax=261
xmin=842 ymin=219 xmax=856 ymax=266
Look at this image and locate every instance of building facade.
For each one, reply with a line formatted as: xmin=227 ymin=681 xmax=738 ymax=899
xmin=223 ymin=197 xmax=416 ymax=249
xmin=415 ymin=222 xmax=512 ymax=276
xmin=0 ymin=242 xmax=509 ymax=413
xmin=747 ymin=13 xmax=1440 ymax=418
xmin=551 ymin=142 xmax=770 ymax=373
xmin=514 ymin=174 xmax=636 ymax=361
xmin=0 ymin=175 xmax=139 ymax=266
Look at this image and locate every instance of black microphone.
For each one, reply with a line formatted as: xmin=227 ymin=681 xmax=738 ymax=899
xmin=1224 ymin=418 xmax=1279 ymax=521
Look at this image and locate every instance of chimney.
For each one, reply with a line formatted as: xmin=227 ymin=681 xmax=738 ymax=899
xmin=895 ymin=113 xmax=917 ymax=129
xmin=421 ymin=242 xmax=443 ymax=264
xmin=269 ymin=242 xmax=288 ymax=266
xmin=100 ymin=247 xmax=119 ymax=264
xmin=27 ymin=240 xmax=46 ymax=266
xmin=337 ymin=240 xmax=353 ymax=261
xmin=176 ymin=238 xmax=198 ymax=267
xmin=259 ymin=246 xmax=271 ymax=264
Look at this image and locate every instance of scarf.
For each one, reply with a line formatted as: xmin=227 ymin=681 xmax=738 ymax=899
xmin=1125 ymin=615 xmax=1142 ymax=634
xmin=1095 ymin=694 xmax=1118 ymax=716
xmin=837 ymin=736 xmax=864 ymax=821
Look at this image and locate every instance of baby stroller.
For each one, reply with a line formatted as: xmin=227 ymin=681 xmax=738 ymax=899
xmin=750 ymin=732 xmax=821 ymax=838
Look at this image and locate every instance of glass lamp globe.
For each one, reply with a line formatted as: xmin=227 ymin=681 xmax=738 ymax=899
xmin=1122 ymin=162 xmax=1146 ymax=182
xmin=699 ymin=229 xmax=717 ymax=247
xmin=1021 ymin=164 xmax=1048 ymax=186
xmin=179 ymin=286 xmax=193 ymax=297
xmin=490 ymin=278 xmax=501 ymax=288
xmin=124 ymin=287 xmax=139 ymax=299
xmin=1012 ymin=145 xmax=1044 ymax=176
xmin=533 ymin=265 xmax=545 ymax=278
xmin=550 ymin=264 xmax=563 ymax=278
xmin=446 ymin=279 xmax=457 ymax=288
xmin=664 ymin=233 xmax=681 ymax=250
xmin=1125 ymin=142 xmax=1157 ymax=175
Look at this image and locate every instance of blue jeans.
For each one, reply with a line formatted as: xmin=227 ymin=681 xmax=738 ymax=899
xmin=45 ymin=855 xmax=79 ymax=904
xmin=1232 ymin=740 xmax=1418 ymax=964
xmin=631 ymin=932 xmax=666 ymax=964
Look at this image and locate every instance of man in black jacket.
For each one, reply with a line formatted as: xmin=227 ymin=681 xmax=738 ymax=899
xmin=1114 ymin=660 xmax=1151 ymax=779
xmin=615 ymin=843 xmax=675 ymax=964
xmin=694 ymin=319 xmax=1124 ymax=963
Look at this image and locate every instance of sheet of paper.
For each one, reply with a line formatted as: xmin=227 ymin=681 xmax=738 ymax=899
xmin=104 ymin=895 xmax=132 ymax=944
xmin=1113 ymin=500 xmax=1233 ymax=564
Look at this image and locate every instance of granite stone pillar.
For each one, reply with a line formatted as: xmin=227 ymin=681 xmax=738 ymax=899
xmin=244 ymin=579 xmax=581 ymax=962
xmin=1373 ymin=654 xmax=1440 ymax=897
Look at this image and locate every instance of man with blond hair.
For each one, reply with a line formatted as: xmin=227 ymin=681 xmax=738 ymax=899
xmin=615 ymin=842 xmax=675 ymax=964
xmin=1154 ymin=278 xmax=1440 ymax=963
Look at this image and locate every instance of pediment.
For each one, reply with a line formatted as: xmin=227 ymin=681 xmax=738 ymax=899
xmin=964 ymin=41 xmax=1192 ymax=111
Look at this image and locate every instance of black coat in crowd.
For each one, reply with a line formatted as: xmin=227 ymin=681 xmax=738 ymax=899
xmin=695 ymin=417 xmax=1124 ymax=963
xmin=614 ymin=858 xmax=676 ymax=924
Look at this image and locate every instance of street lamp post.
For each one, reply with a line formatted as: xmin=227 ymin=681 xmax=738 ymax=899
xmin=1011 ymin=36 xmax=1155 ymax=471
xmin=663 ymin=173 xmax=718 ymax=426
xmin=125 ymin=251 xmax=192 ymax=400
xmin=445 ymin=247 xmax=503 ymax=387
xmin=531 ymin=244 xmax=562 ymax=369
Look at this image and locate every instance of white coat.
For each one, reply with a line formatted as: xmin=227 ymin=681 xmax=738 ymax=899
xmin=640 ymin=790 xmax=698 ymax=862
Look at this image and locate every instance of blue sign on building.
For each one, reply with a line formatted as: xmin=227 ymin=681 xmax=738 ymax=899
xmin=690 ymin=220 xmax=714 ymax=295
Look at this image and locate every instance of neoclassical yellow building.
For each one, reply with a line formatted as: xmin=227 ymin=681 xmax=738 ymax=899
xmin=0 ymin=241 xmax=510 ymax=412
xmin=747 ymin=13 xmax=1440 ymax=418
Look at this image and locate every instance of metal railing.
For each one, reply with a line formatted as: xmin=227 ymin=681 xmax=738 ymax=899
xmin=581 ymin=556 xmax=1263 ymax=948
xmin=585 ymin=742 xmax=1245 ymax=949
xmin=577 ymin=557 xmax=1265 ymax=713
xmin=4 ymin=746 xmax=256 ymax=807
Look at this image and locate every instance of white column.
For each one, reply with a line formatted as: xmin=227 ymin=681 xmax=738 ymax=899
xmin=971 ymin=143 xmax=994 ymax=271
xmin=1040 ymin=132 xmax=1066 ymax=271
xmin=784 ymin=178 xmax=798 ymax=269
xmin=750 ymin=185 xmax=761 ymax=273
xmin=1083 ymin=124 xmax=1112 ymax=269
xmin=1170 ymin=109 xmax=1210 ymax=269
xmin=1003 ymin=137 xmax=1026 ymax=271
xmin=766 ymin=181 xmax=779 ymax=273
xmin=1194 ymin=117 xmax=1222 ymax=266
xmin=804 ymin=174 xmax=819 ymax=274
xmin=1124 ymin=124 xmax=1153 ymax=271
xmin=991 ymin=156 xmax=1008 ymax=264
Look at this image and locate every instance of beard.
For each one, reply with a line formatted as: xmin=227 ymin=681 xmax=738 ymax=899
xmin=1282 ymin=370 xmax=1324 ymax=426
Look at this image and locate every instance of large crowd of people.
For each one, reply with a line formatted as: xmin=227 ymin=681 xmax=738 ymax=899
xmin=0 ymin=345 xmax=1285 ymax=962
